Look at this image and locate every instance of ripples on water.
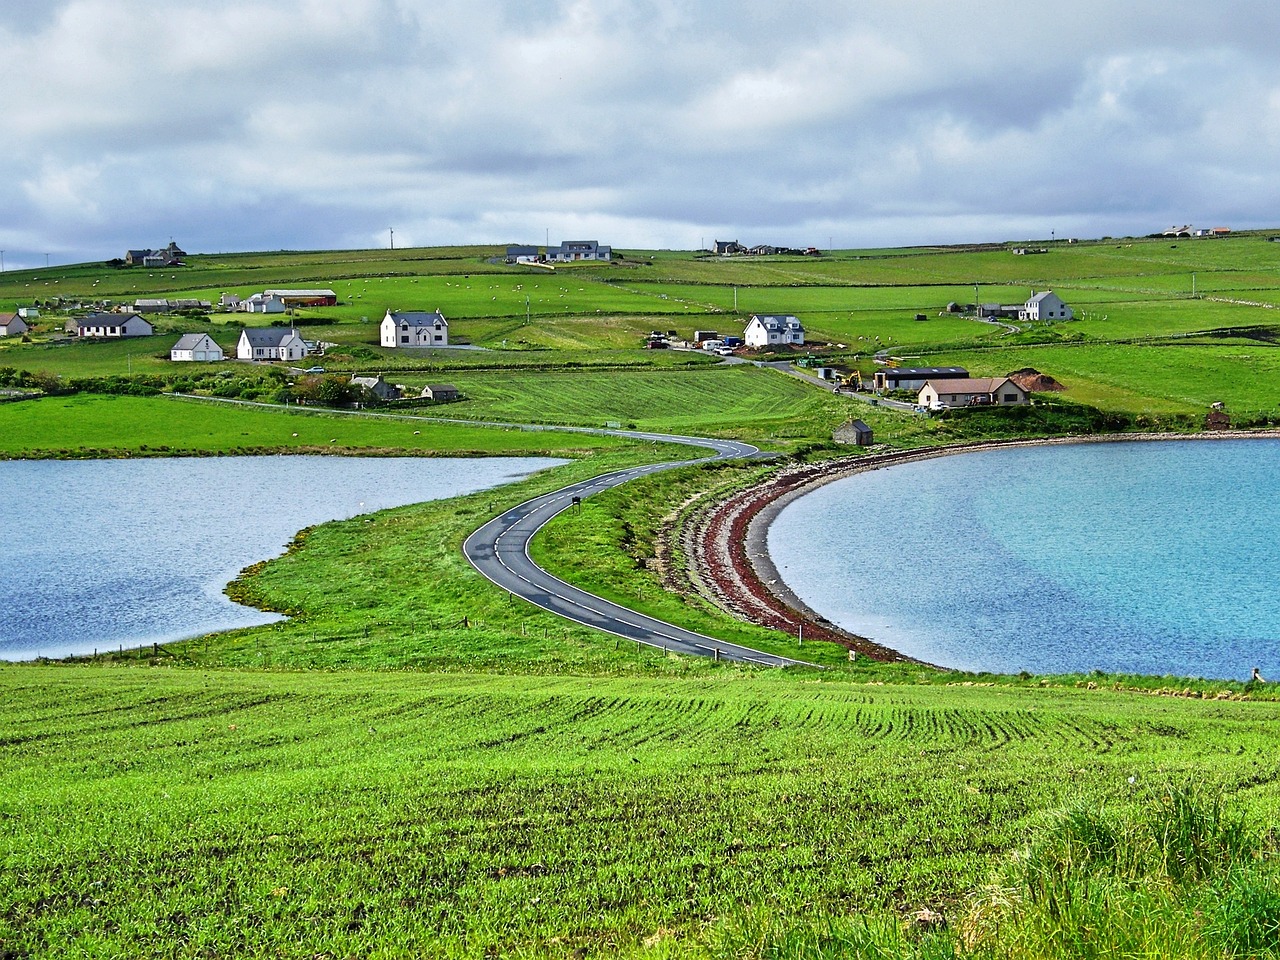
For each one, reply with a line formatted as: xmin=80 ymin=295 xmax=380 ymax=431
xmin=768 ymin=439 xmax=1280 ymax=680
xmin=0 ymin=456 xmax=563 ymax=660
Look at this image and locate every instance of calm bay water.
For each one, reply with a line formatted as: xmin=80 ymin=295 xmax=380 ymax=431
xmin=0 ymin=456 xmax=563 ymax=660
xmin=768 ymin=439 xmax=1280 ymax=680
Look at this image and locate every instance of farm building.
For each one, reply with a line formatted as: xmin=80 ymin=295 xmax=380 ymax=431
xmin=68 ymin=312 xmax=154 ymax=339
xmin=242 ymin=294 xmax=287 ymax=314
xmin=1020 ymin=291 xmax=1073 ymax=322
xmin=873 ymin=367 xmax=969 ymax=392
xmin=0 ymin=314 xmax=28 ymax=337
xmin=134 ymin=299 xmax=172 ymax=314
xmin=263 ymin=289 xmax=338 ymax=307
xmin=17 ymin=307 xmax=39 ymax=319
xmin=712 ymin=240 xmax=746 ymax=255
xmin=918 ymin=377 xmax=1029 ymax=411
xmin=743 ymin=314 xmax=805 ymax=347
xmin=350 ymin=375 xmax=401 ymax=401
xmin=505 ymin=245 xmax=539 ymax=264
xmin=421 ymin=384 xmax=460 ymax=401
xmin=219 ymin=293 xmax=243 ymax=309
xmin=170 ymin=333 xmax=224 ymax=362
xmin=546 ymin=240 xmax=611 ymax=262
xmin=236 ymin=327 xmax=309 ymax=362
xmin=382 ymin=310 xmax=448 ymax=347
xmin=833 ymin=419 xmax=874 ymax=446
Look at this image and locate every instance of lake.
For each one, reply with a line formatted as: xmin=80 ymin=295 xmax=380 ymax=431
xmin=0 ymin=455 xmax=563 ymax=660
xmin=768 ymin=438 xmax=1280 ymax=680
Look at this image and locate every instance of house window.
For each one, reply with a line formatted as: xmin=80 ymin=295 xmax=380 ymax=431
xmin=1004 ymin=393 xmax=1018 ymax=402
xmin=401 ymin=335 xmax=409 ymax=343
xmin=434 ymin=335 xmax=443 ymax=342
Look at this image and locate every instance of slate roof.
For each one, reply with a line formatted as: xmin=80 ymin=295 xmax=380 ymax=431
xmin=388 ymin=310 xmax=447 ymax=327
xmin=879 ymin=366 xmax=969 ymax=380
xmin=172 ymin=333 xmax=212 ymax=350
xmin=241 ymin=327 xmax=301 ymax=347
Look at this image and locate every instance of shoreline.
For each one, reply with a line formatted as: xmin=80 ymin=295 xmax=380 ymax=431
xmin=686 ymin=429 xmax=1280 ymax=665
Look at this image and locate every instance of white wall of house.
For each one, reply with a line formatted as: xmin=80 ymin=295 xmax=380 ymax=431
xmin=381 ymin=310 xmax=448 ymax=347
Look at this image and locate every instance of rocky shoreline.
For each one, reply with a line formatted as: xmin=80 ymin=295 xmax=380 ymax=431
xmin=679 ymin=430 xmax=1280 ymax=663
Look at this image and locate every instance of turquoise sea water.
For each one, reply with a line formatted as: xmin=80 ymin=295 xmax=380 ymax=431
xmin=0 ymin=456 xmax=561 ymax=660
xmin=767 ymin=439 xmax=1280 ymax=680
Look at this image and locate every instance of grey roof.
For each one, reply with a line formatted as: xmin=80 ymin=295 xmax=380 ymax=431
xmin=879 ymin=367 xmax=969 ymax=380
xmin=349 ymin=375 xmax=384 ymax=387
xmin=172 ymin=333 xmax=213 ymax=350
xmin=240 ymin=327 xmax=300 ymax=347
xmin=425 ymin=383 xmax=458 ymax=392
xmin=750 ymin=313 xmax=804 ymax=330
xmin=1026 ymin=291 xmax=1059 ymax=304
xmin=388 ymin=310 xmax=446 ymax=327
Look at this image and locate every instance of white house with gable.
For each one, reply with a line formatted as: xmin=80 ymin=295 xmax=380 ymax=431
xmin=381 ymin=309 xmax=448 ymax=347
xmin=237 ymin=327 xmax=309 ymax=361
xmin=1020 ymin=291 xmax=1073 ymax=322
xmin=170 ymin=333 xmax=224 ymax=362
xmin=0 ymin=313 xmax=28 ymax=337
xmin=744 ymin=313 xmax=805 ymax=347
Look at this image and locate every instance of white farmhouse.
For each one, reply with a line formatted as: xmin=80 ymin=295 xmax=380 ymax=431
xmin=0 ymin=313 xmax=28 ymax=337
xmin=381 ymin=310 xmax=448 ymax=347
xmin=1020 ymin=290 xmax=1073 ymax=322
xmin=170 ymin=333 xmax=224 ymax=362
xmin=242 ymin=294 xmax=287 ymax=314
xmin=744 ymin=313 xmax=805 ymax=347
xmin=237 ymin=327 xmax=309 ymax=361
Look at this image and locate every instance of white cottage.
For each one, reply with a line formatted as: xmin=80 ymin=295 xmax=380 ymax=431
xmin=0 ymin=313 xmax=28 ymax=337
xmin=381 ymin=310 xmax=448 ymax=347
xmin=242 ymin=294 xmax=287 ymax=314
xmin=237 ymin=327 xmax=309 ymax=361
xmin=71 ymin=312 xmax=154 ymax=338
xmin=1020 ymin=291 xmax=1073 ymax=322
xmin=743 ymin=313 xmax=805 ymax=347
xmin=170 ymin=333 xmax=224 ymax=362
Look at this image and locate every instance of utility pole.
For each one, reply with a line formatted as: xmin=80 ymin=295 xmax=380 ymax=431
xmin=0 ymin=250 xmax=5 ymax=272
xmin=389 ymin=227 xmax=394 ymax=250
xmin=45 ymin=253 xmax=50 ymax=268
xmin=1192 ymin=272 xmax=1197 ymax=298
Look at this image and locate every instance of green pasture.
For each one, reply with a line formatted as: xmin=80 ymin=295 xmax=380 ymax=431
xmin=417 ymin=364 xmax=844 ymax=438
xmin=947 ymin=341 xmax=1280 ymax=417
xmin=0 ymin=394 xmax=632 ymax=459
xmin=3 ymin=666 xmax=1278 ymax=958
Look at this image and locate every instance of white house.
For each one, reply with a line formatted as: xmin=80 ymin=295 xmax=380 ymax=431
xmin=743 ymin=313 xmax=805 ymax=347
xmin=381 ymin=310 xmax=448 ymax=347
xmin=545 ymin=240 xmax=611 ymax=262
xmin=17 ymin=307 xmax=39 ymax=319
xmin=170 ymin=333 xmax=224 ymax=362
xmin=237 ymin=327 xmax=309 ymax=361
xmin=242 ymin=294 xmax=287 ymax=314
xmin=70 ymin=312 xmax=154 ymax=338
xmin=918 ymin=377 xmax=1029 ymax=410
xmin=1020 ymin=291 xmax=1073 ymax=323
xmin=0 ymin=313 xmax=28 ymax=337
xmin=219 ymin=293 xmax=243 ymax=310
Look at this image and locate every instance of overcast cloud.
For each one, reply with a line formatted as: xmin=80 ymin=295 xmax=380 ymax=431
xmin=2 ymin=0 xmax=1278 ymax=268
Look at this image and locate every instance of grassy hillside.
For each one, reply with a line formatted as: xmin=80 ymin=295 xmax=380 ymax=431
xmin=7 ymin=237 xmax=1280 ymax=956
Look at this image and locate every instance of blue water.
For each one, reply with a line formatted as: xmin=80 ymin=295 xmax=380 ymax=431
xmin=768 ymin=439 xmax=1280 ymax=680
xmin=0 ymin=456 xmax=562 ymax=660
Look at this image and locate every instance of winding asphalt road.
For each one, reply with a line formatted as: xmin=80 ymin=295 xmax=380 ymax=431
xmin=463 ymin=430 xmax=815 ymax=667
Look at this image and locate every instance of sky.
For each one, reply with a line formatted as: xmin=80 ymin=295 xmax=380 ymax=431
xmin=2 ymin=0 xmax=1279 ymax=269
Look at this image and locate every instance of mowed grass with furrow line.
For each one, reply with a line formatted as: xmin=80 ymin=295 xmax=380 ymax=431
xmin=3 ymin=667 xmax=1278 ymax=958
